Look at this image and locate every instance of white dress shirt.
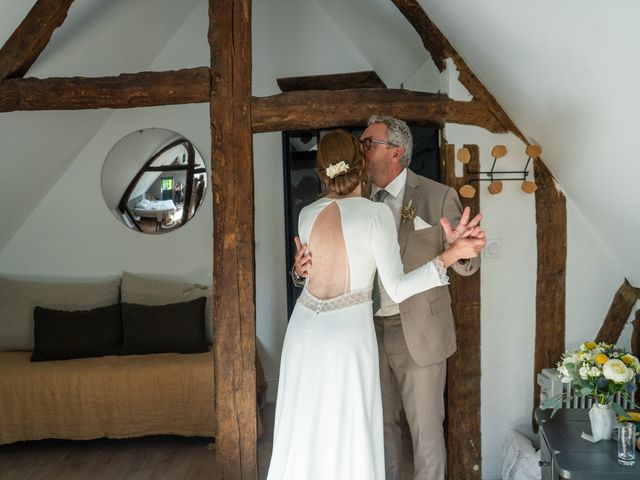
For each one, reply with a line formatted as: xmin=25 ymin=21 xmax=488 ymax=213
xmin=370 ymin=168 xmax=407 ymax=316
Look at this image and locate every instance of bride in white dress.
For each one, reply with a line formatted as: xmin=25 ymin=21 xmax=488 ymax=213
xmin=267 ymin=130 xmax=484 ymax=480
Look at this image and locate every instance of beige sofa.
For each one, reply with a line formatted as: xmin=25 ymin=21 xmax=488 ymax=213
xmin=0 ymin=273 xmax=216 ymax=445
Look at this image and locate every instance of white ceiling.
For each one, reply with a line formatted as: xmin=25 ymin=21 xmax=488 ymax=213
xmin=0 ymin=0 xmax=639 ymax=284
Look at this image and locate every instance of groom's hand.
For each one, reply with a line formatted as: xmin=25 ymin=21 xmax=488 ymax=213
xmin=294 ymin=236 xmax=312 ymax=278
xmin=441 ymin=207 xmax=483 ymax=244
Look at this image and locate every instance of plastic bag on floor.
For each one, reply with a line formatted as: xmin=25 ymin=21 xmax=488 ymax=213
xmin=501 ymin=430 xmax=541 ymax=480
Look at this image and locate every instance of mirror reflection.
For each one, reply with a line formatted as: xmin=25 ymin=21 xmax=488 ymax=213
xmin=101 ymin=128 xmax=208 ymax=234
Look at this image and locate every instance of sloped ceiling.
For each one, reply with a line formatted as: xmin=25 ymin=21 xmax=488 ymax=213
xmin=1 ymin=0 xmax=639 ymax=286
xmin=318 ymin=0 xmax=640 ymax=285
xmin=0 ymin=0 xmax=201 ymax=251
xmin=415 ymin=0 xmax=640 ymax=286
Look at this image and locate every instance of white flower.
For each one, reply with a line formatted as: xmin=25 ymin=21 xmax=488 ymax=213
xmin=602 ymin=359 xmax=634 ymax=383
xmin=325 ymin=161 xmax=350 ymax=179
xmin=589 ymin=366 xmax=601 ymax=377
xmin=579 ymin=366 xmax=589 ymax=380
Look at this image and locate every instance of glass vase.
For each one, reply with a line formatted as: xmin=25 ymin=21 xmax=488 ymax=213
xmin=589 ymin=401 xmax=617 ymax=442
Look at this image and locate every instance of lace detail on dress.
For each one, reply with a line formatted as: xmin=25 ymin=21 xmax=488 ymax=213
xmin=298 ymin=288 xmax=373 ymax=313
xmin=434 ymin=257 xmax=450 ymax=285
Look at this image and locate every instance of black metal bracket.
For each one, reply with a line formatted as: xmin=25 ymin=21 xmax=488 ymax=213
xmin=465 ymin=156 xmax=533 ymax=183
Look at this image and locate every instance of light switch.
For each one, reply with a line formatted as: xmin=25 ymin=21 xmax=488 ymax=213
xmin=484 ymin=238 xmax=502 ymax=259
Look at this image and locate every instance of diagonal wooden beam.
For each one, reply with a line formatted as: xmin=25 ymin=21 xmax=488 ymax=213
xmin=0 ymin=0 xmax=75 ymax=81
xmin=277 ymin=70 xmax=386 ymax=92
xmin=391 ymin=0 xmax=526 ymax=143
xmin=0 ymin=68 xmax=211 ymax=112
xmin=595 ymin=279 xmax=640 ymax=345
xmin=209 ymin=0 xmax=256 ymax=478
xmin=251 ymin=89 xmax=506 ymax=133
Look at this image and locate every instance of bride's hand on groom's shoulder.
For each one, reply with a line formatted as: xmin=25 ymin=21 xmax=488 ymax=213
xmin=294 ymin=236 xmax=312 ymax=278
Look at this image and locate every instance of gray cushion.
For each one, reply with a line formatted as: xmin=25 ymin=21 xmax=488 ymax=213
xmin=120 ymin=272 xmax=213 ymax=343
xmin=0 ymin=277 xmax=121 ymax=351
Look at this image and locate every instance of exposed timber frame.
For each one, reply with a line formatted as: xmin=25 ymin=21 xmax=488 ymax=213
xmin=0 ymin=68 xmax=211 ymax=112
xmin=443 ymin=143 xmax=482 ymax=479
xmin=0 ymin=0 xmax=575 ymax=478
xmin=532 ymin=160 xmax=566 ymax=412
xmin=252 ymin=89 xmax=505 ymax=133
xmin=277 ymin=70 xmax=386 ymax=91
xmin=0 ymin=0 xmax=74 ymax=81
xmin=595 ymin=279 xmax=640 ymax=345
xmin=209 ymin=0 xmax=257 ymax=478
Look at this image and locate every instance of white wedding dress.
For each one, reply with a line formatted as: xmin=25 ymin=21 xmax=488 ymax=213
xmin=267 ymin=196 xmax=448 ymax=480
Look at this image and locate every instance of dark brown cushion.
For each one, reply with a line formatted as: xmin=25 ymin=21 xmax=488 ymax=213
xmin=31 ymin=304 xmax=122 ymax=362
xmin=120 ymin=297 xmax=207 ymax=355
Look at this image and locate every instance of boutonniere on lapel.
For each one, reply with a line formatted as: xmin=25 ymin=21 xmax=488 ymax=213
xmin=400 ymin=200 xmax=417 ymax=224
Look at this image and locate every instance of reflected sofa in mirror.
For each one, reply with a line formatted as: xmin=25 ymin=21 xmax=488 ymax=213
xmin=101 ymin=128 xmax=208 ymax=234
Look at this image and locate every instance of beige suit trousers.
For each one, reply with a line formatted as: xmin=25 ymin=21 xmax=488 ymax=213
xmin=375 ymin=313 xmax=447 ymax=480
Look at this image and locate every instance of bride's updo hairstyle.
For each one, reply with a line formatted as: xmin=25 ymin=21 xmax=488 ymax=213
xmin=317 ymin=129 xmax=365 ymax=196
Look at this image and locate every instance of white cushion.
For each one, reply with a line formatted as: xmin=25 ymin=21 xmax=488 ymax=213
xmin=120 ymin=272 xmax=213 ymax=344
xmin=0 ymin=277 xmax=121 ymax=351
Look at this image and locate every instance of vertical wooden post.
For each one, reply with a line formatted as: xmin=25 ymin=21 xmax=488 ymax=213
xmin=532 ymin=159 xmax=566 ymax=412
xmin=209 ymin=0 xmax=257 ymax=478
xmin=443 ymin=143 xmax=482 ymax=480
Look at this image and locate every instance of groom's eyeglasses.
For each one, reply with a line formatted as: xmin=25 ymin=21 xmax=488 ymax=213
xmin=358 ymin=137 xmax=399 ymax=151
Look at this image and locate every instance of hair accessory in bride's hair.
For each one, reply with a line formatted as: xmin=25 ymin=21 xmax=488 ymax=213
xmin=325 ymin=161 xmax=350 ymax=179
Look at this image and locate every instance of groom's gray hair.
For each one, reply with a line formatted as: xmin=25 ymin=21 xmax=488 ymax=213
xmin=367 ymin=115 xmax=413 ymax=167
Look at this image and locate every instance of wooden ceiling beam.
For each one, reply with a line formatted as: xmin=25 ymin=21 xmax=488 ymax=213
xmin=0 ymin=68 xmax=211 ymax=112
xmin=391 ymin=0 xmax=526 ymax=143
xmin=277 ymin=70 xmax=386 ymax=92
xmin=0 ymin=0 xmax=75 ymax=81
xmin=251 ymin=88 xmax=505 ymax=133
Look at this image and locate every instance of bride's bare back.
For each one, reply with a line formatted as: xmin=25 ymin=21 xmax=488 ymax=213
xmin=306 ymin=201 xmax=350 ymax=299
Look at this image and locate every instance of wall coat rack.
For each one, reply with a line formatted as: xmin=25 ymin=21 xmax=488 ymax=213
xmin=457 ymin=144 xmax=541 ymax=198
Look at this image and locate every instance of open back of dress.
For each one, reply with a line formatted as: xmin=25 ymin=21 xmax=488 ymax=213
xmin=306 ymin=201 xmax=350 ymax=299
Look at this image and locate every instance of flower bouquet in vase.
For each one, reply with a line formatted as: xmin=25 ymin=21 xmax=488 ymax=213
xmin=543 ymin=341 xmax=640 ymax=442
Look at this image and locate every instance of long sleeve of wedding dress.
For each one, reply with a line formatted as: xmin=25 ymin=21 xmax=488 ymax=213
xmin=371 ymin=203 xmax=448 ymax=303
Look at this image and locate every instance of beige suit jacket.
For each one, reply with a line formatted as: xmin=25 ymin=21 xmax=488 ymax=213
xmin=396 ymin=169 xmax=479 ymax=366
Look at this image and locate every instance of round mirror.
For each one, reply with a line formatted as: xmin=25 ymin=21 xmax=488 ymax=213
xmin=101 ymin=128 xmax=208 ymax=234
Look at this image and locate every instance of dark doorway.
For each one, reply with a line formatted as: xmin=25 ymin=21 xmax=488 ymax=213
xmin=282 ymin=125 xmax=441 ymax=316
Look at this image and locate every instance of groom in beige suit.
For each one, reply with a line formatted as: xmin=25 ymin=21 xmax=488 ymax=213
xmin=293 ymin=116 xmax=483 ymax=480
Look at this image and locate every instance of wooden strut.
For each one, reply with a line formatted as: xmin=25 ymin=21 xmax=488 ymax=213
xmin=595 ymin=279 xmax=640 ymax=345
xmin=0 ymin=0 xmax=75 ymax=81
xmin=532 ymin=159 xmax=566 ymax=412
xmin=209 ymin=0 xmax=257 ymax=479
xmin=443 ymin=143 xmax=482 ymax=480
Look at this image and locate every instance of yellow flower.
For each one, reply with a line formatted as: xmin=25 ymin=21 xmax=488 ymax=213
xmin=585 ymin=341 xmax=597 ymax=350
xmin=622 ymin=354 xmax=634 ymax=365
xmin=595 ymin=354 xmax=609 ymax=365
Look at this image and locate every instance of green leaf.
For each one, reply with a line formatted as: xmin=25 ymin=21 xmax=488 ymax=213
xmin=541 ymin=397 xmax=561 ymax=410
xmin=580 ymin=387 xmax=592 ymax=396
xmin=611 ymin=402 xmax=627 ymax=418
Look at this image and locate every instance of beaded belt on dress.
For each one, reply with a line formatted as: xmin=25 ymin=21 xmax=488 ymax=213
xmin=298 ymin=287 xmax=373 ymax=313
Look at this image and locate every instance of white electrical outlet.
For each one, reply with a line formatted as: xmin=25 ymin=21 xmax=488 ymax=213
xmin=484 ymin=238 xmax=502 ymax=259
